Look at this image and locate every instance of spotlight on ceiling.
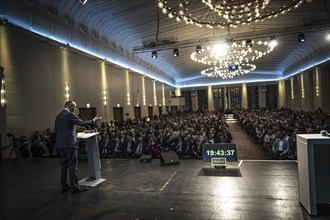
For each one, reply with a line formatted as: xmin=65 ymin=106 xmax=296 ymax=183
xmin=229 ymin=64 xmax=238 ymax=71
xmin=326 ymin=32 xmax=330 ymax=41
xmin=152 ymin=51 xmax=157 ymax=59
xmin=173 ymin=48 xmax=179 ymax=57
xmin=270 ymin=36 xmax=278 ymax=47
xmin=297 ymin=32 xmax=305 ymax=42
xmin=78 ymin=0 xmax=88 ymax=5
xmin=196 ymin=45 xmax=202 ymax=54
xmin=0 ymin=17 xmax=8 ymax=25
xmin=245 ymin=39 xmax=252 ymax=48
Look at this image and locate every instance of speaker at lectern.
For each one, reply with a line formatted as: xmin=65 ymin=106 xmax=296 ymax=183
xmin=77 ymin=132 xmax=105 ymax=187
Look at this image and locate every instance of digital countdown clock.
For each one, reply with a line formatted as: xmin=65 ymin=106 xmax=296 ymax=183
xmin=203 ymin=143 xmax=238 ymax=162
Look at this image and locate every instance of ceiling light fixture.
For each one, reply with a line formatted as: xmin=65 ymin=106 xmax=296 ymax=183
xmin=191 ymin=39 xmax=275 ymax=66
xmin=297 ymin=32 xmax=305 ymax=42
xmin=152 ymin=51 xmax=158 ymax=59
xmin=244 ymin=39 xmax=252 ymax=48
xmin=191 ymin=38 xmax=276 ymax=79
xmin=229 ymin=64 xmax=239 ymax=71
xmin=196 ymin=45 xmax=202 ymax=54
xmin=326 ymin=32 xmax=330 ymax=41
xmin=173 ymin=48 xmax=179 ymax=57
xmin=0 ymin=17 xmax=8 ymax=25
xmin=201 ymin=63 xmax=256 ymax=79
xmin=78 ymin=0 xmax=88 ymax=5
xmin=157 ymin=0 xmax=303 ymax=28
xmin=270 ymin=36 xmax=278 ymax=47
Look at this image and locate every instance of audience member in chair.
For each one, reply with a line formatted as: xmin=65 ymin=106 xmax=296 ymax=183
xmin=132 ymin=136 xmax=147 ymax=158
xmin=112 ymin=137 xmax=123 ymax=158
xmin=122 ymin=135 xmax=136 ymax=158
xmin=205 ymin=132 xmax=220 ymax=144
xmin=272 ymin=132 xmax=289 ymax=160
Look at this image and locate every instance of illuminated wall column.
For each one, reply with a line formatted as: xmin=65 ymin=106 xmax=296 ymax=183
xmin=125 ymin=70 xmax=133 ymax=118
xmin=175 ymin=88 xmax=181 ymax=96
xmin=175 ymin=88 xmax=182 ymax=111
xmin=207 ymin=85 xmax=214 ymax=111
xmin=101 ymin=61 xmax=108 ymax=121
xmin=61 ymin=48 xmax=71 ymax=101
xmin=168 ymin=89 xmax=172 ymax=111
xmin=278 ymin=80 xmax=285 ymax=107
xmin=241 ymin=83 xmax=248 ymax=109
xmin=258 ymin=86 xmax=266 ymax=108
xmin=226 ymin=86 xmax=230 ymax=109
xmin=161 ymin=83 xmax=166 ymax=113
xmin=0 ymin=72 xmax=6 ymax=109
xmin=152 ymin=80 xmax=157 ymax=114
xmin=64 ymin=83 xmax=70 ymax=101
xmin=300 ymin=72 xmax=305 ymax=110
xmin=314 ymin=67 xmax=322 ymax=109
xmin=141 ymin=76 xmax=147 ymax=117
xmin=191 ymin=89 xmax=198 ymax=111
xmin=290 ymin=77 xmax=295 ymax=108
xmin=0 ymin=28 xmax=6 ymax=148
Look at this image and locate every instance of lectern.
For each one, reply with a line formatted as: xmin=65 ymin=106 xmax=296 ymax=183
xmin=296 ymin=134 xmax=330 ymax=216
xmin=77 ymin=132 xmax=105 ymax=187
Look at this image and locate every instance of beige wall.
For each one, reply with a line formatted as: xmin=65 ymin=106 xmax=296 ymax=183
xmin=280 ymin=64 xmax=330 ymax=112
xmin=0 ymin=26 xmax=171 ymax=137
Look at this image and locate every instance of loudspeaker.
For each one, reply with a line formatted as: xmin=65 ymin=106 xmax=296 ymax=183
xmin=160 ymin=151 xmax=180 ymax=165
xmin=140 ymin=154 xmax=152 ymax=162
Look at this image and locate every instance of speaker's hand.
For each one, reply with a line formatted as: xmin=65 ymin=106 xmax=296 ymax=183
xmin=93 ymin=115 xmax=102 ymax=122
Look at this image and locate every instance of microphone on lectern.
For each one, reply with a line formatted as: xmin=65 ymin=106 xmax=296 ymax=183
xmin=320 ymin=130 xmax=330 ymax=137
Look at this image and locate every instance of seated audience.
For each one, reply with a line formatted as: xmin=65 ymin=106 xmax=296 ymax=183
xmin=234 ymin=107 xmax=330 ymax=160
xmin=272 ymin=132 xmax=290 ymax=159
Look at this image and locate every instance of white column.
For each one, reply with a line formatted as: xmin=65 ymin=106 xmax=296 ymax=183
xmin=207 ymin=85 xmax=214 ymax=111
xmin=141 ymin=76 xmax=147 ymax=117
xmin=161 ymin=83 xmax=166 ymax=113
xmin=278 ymin=80 xmax=285 ymax=107
xmin=241 ymin=83 xmax=248 ymax=109
xmin=125 ymin=70 xmax=133 ymax=118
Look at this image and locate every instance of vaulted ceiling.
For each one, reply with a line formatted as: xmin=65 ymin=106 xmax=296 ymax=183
xmin=2 ymin=0 xmax=330 ymax=88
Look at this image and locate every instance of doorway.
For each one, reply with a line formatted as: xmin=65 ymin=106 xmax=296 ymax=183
xmin=148 ymin=106 xmax=153 ymax=118
xmin=113 ymin=107 xmax=124 ymax=122
xmin=134 ymin=106 xmax=141 ymax=119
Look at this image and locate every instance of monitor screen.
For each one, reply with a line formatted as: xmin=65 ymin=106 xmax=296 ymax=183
xmin=203 ymin=143 xmax=238 ymax=162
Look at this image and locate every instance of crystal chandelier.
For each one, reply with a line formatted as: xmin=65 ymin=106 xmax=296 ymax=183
xmin=191 ymin=38 xmax=276 ymax=78
xmin=157 ymin=0 xmax=303 ymax=28
xmin=201 ymin=63 xmax=256 ymax=78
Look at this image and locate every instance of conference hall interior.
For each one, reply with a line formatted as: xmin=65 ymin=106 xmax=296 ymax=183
xmin=0 ymin=0 xmax=330 ymax=219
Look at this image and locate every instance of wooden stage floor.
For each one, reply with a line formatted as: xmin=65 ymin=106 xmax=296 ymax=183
xmin=1 ymin=158 xmax=329 ymax=220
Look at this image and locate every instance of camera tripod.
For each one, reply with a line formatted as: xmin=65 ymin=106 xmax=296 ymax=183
xmin=2 ymin=142 xmax=22 ymax=159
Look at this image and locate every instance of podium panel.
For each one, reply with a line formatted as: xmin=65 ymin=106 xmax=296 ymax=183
xmin=77 ymin=132 xmax=105 ymax=187
xmin=297 ymin=134 xmax=330 ymax=216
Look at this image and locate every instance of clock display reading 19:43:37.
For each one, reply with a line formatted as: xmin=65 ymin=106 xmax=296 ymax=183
xmin=206 ymin=149 xmax=236 ymax=156
xmin=203 ymin=143 xmax=238 ymax=162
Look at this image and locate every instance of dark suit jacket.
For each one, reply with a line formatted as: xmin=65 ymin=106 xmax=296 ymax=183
xmin=122 ymin=140 xmax=136 ymax=154
xmin=132 ymin=141 xmax=147 ymax=154
xmin=272 ymin=138 xmax=289 ymax=154
xmin=55 ymin=109 xmax=95 ymax=149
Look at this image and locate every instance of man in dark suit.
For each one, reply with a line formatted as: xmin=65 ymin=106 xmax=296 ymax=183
xmin=122 ymin=135 xmax=136 ymax=158
xmin=55 ymin=100 xmax=101 ymax=193
xmin=272 ymin=132 xmax=289 ymax=160
xmin=132 ymin=136 xmax=147 ymax=158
